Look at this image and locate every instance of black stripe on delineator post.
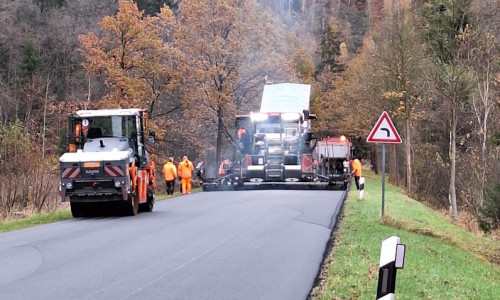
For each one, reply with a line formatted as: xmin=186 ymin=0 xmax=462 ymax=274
xmin=376 ymin=261 xmax=397 ymax=299
xmin=359 ymin=177 xmax=365 ymax=200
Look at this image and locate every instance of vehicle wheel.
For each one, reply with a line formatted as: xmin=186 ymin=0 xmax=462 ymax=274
xmin=125 ymin=189 xmax=139 ymax=216
xmin=139 ymin=188 xmax=155 ymax=212
xmin=237 ymin=179 xmax=244 ymax=188
xmin=70 ymin=202 xmax=85 ymax=218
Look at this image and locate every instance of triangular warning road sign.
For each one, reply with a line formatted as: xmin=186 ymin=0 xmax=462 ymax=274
xmin=367 ymin=111 xmax=402 ymax=144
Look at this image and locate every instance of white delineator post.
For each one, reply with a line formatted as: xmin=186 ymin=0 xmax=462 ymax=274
xmin=376 ymin=236 xmax=406 ymax=300
xmin=359 ymin=176 xmax=365 ymax=200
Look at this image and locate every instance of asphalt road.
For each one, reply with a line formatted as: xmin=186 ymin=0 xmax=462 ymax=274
xmin=0 ymin=189 xmax=345 ymax=300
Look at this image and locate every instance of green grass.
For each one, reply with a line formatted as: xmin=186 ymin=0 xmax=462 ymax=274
xmin=0 ymin=187 xmax=202 ymax=233
xmin=311 ymin=170 xmax=500 ymax=300
xmin=0 ymin=210 xmax=73 ymax=233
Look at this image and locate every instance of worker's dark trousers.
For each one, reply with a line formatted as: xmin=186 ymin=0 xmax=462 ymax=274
xmin=166 ymin=180 xmax=175 ymax=195
xmin=354 ymin=176 xmax=360 ymax=190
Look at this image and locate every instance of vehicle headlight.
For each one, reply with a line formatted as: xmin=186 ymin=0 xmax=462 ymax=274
xmin=115 ymin=181 xmax=121 ymax=188
xmin=281 ymin=113 xmax=300 ymax=121
xmin=66 ymin=182 xmax=73 ymax=189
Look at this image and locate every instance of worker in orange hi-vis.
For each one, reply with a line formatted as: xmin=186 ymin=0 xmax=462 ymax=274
xmin=237 ymin=127 xmax=247 ymax=140
xmin=69 ymin=123 xmax=80 ymax=152
xmin=236 ymin=127 xmax=250 ymax=152
xmin=351 ymin=158 xmax=362 ymax=190
xmin=163 ymin=157 xmax=177 ymax=195
xmin=178 ymin=156 xmax=194 ymax=195
xmin=218 ymin=159 xmax=231 ymax=177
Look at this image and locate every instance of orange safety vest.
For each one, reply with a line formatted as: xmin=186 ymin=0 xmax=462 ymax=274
xmin=75 ymin=124 xmax=81 ymax=143
xmin=352 ymin=159 xmax=362 ymax=177
xmin=163 ymin=162 xmax=177 ymax=181
xmin=178 ymin=159 xmax=194 ymax=179
xmin=237 ymin=128 xmax=247 ymax=139
xmin=218 ymin=159 xmax=230 ymax=176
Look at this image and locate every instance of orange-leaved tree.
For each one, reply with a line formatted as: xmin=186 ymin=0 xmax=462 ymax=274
xmin=79 ymin=0 xmax=181 ymax=116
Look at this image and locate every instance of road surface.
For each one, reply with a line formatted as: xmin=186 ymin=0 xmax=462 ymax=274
xmin=0 ymin=189 xmax=345 ymax=300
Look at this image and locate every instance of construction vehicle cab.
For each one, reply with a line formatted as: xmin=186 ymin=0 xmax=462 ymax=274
xmin=235 ymin=110 xmax=317 ymax=183
xmin=314 ymin=135 xmax=352 ymax=189
xmin=60 ymin=109 xmax=156 ymax=217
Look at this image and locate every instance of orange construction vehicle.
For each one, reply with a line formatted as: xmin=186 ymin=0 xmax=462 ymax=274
xmin=59 ymin=109 xmax=156 ymax=217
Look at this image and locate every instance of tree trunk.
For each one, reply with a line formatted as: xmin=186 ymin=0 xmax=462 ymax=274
xmin=312 ymin=0 xmax=316 ymax=20
xmin=86 ymin=76 xmax=91 ymax=109
xmin=405 ymin=116 xmax=412 ymax=197
xmin=449 ymin=105 xmax=458 ymax=223
xmin=149 ymin=94 xmax=159 ymax=118
xmin=473 ymin=69 xmax=494 ymax=208
xmin=394 ymin=144 xmax=399 ymax=186
xmin=216 ymin=105 xmax=224 ymax=168
xmin=370 ymin=144 xmax=378 ymax=174
xmin=389 ymin=144 xmax=398 ymax=185
xmin=42 ymin=75 xmax=51 ymax=160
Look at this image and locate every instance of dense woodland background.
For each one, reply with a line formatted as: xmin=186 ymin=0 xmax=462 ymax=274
xmin=0 ymin=0 xmax=499 ymax=232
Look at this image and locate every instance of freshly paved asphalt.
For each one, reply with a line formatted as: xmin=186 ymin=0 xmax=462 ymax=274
xmin=0 ymin=189 xmax=345 ymax=300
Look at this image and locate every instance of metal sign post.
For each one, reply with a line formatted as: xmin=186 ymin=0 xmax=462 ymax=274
xmin=367 ymin=112 xmax=402 ymax=217
xmin=381 ymin=144 xmax=386 ymax=217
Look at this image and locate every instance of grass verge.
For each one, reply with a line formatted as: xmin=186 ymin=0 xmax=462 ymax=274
xmin=310 ymin=169 xmax=500 ymax=300
xmin=0 ymin=210 xmax=73 ymax=233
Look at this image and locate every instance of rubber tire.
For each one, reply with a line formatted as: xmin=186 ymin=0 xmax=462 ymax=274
xmin=237 ymin=179 xmax=244 ymax=188
xmin=70 ymin=202 xmax=85 ymax=218
xmin=139 ymin=188 xmax=155 ymax=212
xmin=125 ymin=190 xmax=139 ymax=216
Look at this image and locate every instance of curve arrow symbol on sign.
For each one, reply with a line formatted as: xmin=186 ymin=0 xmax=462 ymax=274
xmin=367 ymin=111 xmax=402 ymax=144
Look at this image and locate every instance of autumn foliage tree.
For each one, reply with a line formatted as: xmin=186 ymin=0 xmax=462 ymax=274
xmin=175 ymin=0 xmax=297 ymax=168
xmin=79 ymin=0 xmax=180 ymax=116
xmin=371 ymin=1 xmax=426 ymax=197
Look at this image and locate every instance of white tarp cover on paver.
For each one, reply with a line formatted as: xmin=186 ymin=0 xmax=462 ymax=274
xmin=260 ymin=83 xmax=311 ymax=113
xmin=316 ymin=143 xmax=350 ymax=158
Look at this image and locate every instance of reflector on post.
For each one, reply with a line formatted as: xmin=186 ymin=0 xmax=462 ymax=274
xmin=395 ymin=244 xmax=406 ymax=269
